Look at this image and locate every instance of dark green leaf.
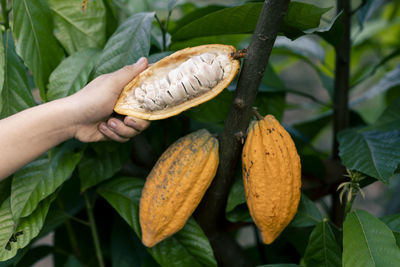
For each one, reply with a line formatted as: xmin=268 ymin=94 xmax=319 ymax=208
xmin=255 ymin=92 xmax=286 ymax=121
xmin=0 ymin=33 xmax=4 ymax=111
xmin=11 ymin=141 xmax=83 ymax=219
xmin=148 ymin=52 xmax=173 ymax=64
xmin=225 ymin=178 xmax=252 ymax=223
xmin=13 ymin=0 xmax=64 ymax=100
xmin=303 ymin=220 xmax=341 ymax=267
xmin=63 ymin=256 xmax=83 ymax=267
xmin=0 ymin=194 xmax=56 ymax=261
xmin=343 ymin=210 xmax=400 ymax=267
xmin=98 ymin=177 xmax=217 ymax=267
xmin=376 ymin=97 xmax=400 ymax=125
xmin=79 ymin=142 xmax=131 ymax=191
xmin=95 ymin=12 xmax=154 ymax=76
xmin=169 ymin=5 xmax=226 ymax=34
xmin=184 ymin=90 xmax=233 ymax=124
xmin=170 ymin=34 xmax=250 ymax=51
xmin=172 ymin=2 xmax=330 ymax=41
xmin=315 ymin=12 xmax=344 ymax=47
xmin=0 ymin=31 xmax=35 ymax=119
xmin=257 ymin=264 xmax=300 ymax=267
xmin=47 ymin=0 xmax=107 ymax=54
xmin=111 ymin=217 xmax=152 ymax=267
xmin=290 ymin=194 xmax=322 ymax=228
xmin=14 ymin=245 xmax=52 ymax=267
xmin=47 ymin=48 xmax=100 ymax=101
xmin=338 ymin=122 xmax=400 ymax=183
xmin=260 ymin=64 xmax=286 ymax=92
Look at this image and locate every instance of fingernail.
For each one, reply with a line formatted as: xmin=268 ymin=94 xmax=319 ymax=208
xmin=136 ymin=57 xmax=146 ymax=66
xmin=100 ymin=123 xmax=108 ymax=132
xmin=109 ymin=120 xmax=117 ymax=129
xmin=125 ymin=117 xmax=136 ymax=127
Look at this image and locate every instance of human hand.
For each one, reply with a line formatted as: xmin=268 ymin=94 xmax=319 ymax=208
xmin=67 ymin=57 xmax=150 ymax=142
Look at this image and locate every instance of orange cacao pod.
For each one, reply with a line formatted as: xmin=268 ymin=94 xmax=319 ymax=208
xmin=242 ymin=114 xmax=301 ymax=244
xmin=114 ymin=44 xmax=240 ymax=120
xmin=139 ymin=129 xmax=219 ymax=247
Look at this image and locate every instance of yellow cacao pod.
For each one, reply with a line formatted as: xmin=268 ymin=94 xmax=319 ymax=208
xmin=139 ymin=129 xmax=219 ymax=247
xmin=114 ymin=44 xmax=240 ymax=120
xmin=242 ymin=114 xmax=301 ymax=244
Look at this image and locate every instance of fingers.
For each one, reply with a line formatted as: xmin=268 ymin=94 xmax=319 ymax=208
xmin=124 ymin=116 xmax=150 ymax=132
xmin=99 ymin=117 xmax=150 ymax=143
xmin=107 ymin=57 xmax=148 ymax=89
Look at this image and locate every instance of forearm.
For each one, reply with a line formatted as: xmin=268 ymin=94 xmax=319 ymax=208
xmin=0 ymin=97 xmax=77 ymax=179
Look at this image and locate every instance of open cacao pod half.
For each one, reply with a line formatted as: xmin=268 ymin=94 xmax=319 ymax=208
xmin=114 ymin=44 xmax=240 ymax=120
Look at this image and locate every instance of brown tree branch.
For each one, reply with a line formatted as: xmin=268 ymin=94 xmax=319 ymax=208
xmin=331 ymin=0 xmax=351 ymax=226
xmin=195 ymin=0 xmax=291 ymax=266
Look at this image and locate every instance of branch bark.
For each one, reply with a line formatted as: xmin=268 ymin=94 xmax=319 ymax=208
xmin=196 ymin=0 xmax=291 ymax=266
xmin=331 ymin=0 xmax=351 ymax=226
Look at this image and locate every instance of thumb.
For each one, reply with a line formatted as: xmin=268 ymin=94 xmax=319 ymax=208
xmin=108 ymin=57 xmax=148 ymax=89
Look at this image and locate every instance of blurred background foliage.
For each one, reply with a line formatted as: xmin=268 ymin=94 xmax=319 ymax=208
xmin=0 ymin=0 xmax=400 ymax=266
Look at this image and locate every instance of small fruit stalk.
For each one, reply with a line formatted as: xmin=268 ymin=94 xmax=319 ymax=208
xmin=242 ymin=114 xmax=301 ymax=244
xmin=139 ymin=129 xmax=219 ymax=247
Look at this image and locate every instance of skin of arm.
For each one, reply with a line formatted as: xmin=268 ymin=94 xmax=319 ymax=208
xmin=0 ymin=57 xmax=150 ymax=180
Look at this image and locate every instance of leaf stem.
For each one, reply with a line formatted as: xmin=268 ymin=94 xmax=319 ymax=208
xmin=84 ymin=192 xmax=105 ymax=267
xmin=155 ymin=13 xmax=167 ymax=51
xmin=57 ymin=199 xmax=82 ymax=260
xmin=0 ymin=0 xmax=9 ymax=29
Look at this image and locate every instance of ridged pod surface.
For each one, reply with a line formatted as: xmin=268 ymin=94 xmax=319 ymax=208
xmin=114 ymin=44 xmax=240 ymax=120
xmin=242 ymin=115 xmax=301 ymax=244
xmin=139 ymin=129 xmax=219 ymax=247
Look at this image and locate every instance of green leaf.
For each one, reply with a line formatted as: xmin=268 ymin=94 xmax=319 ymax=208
xmin=13 ymin=0 xmax=64 ymax=100
xmin=0 ymin=31 xmax=35 ymax=119
xmin=260 ymin=64 xmax=286 ymax=92
xmin=0 ymin=33 xmax=4 ymax=114
xmin=290 ymin=194 xmax=322 ymax=228
xmin=0 ymin=199 xmax=15 ymax=250
xmin=257 ymin=264 xmax=301 ymax=267
xmin=47 ymin=0 xmax=107 ymax=54
xmin=304 ymin=220 xmax=341 ymax=267
xmin=10 ymin=141 xmax=83 ymax=219
xmin=351 ymin=65 xmax=400 ymax=107
xmin=172 ymin=2 xmax=330 ymax=41
xmin=111 ymin=217 xmax=152 ymax=267
xmin=338 ymin=123 xmax=400 ymax=183
xmin=79 ymin=142 xmax=131 ymax=191
xmin=94 ymin=12 xmax=154 ymax=77
xmin=98 ymin=177 xmax=217 ymax=267
xmin=343 ymin=210 xmax=400 ymax=266
xmin=274 ymin=36 xmax=325 ymax=62
xmin=226 ymin=178 xmax=246 ymax=214
xmin=0 ymin=194 xmax=56 ymax=261
xmin=225 ymin=178 xmax=252 ymax=223
xmin=47 ymin=48 xmax=100 ymax=101
xmin=381 ymin=213 xmax=400 ymax=247
xmin=376 ymin=97 xmax=400 ymax=125
xmin=357 ymin=0 xmax=386 ymax=28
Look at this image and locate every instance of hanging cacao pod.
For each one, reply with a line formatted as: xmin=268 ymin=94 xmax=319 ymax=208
xmin=139 ymin=129 xmax=219 ymax=247
xmin=114 ymin=44 xmax=240 ymax=120
xmin=242 ymin=114 xmax=301 ymax=244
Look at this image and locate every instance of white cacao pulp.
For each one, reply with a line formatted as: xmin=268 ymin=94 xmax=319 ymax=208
xmin=125 ymin=53 xmax=231 ymax=111
xmin=114 ymin=44 xmax=240 ymax=120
